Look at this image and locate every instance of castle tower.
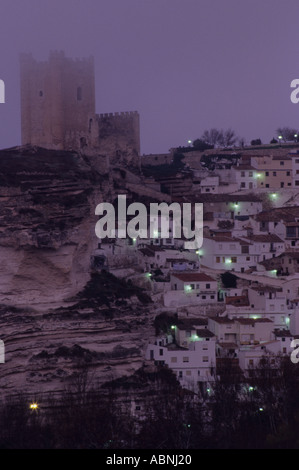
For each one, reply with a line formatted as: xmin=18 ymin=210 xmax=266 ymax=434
xmin=20 ymin=51 xmax=140 ymax=165
xmin=20 ymin=51 xmax=95 ymax=150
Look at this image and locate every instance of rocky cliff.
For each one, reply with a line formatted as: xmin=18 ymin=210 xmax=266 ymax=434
xmin=0 ymin=146 xmax=158 ymax=397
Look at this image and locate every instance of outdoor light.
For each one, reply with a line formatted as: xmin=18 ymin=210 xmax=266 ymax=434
xmin=171 ymin=325 xmax=176 ymax=330
xmin=271 ymin=193 xmax=277 ymax=199
xmin=225 ymin=258 xmax=232 ymax=264
xmin=184 ymin=285 xmax=192 ymax=292
xmin=30 ymin=403 xmax=39 ymax=411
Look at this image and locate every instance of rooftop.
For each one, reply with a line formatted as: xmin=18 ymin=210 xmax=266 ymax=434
xmin=172 ymin=272 xmax=215 ymax=282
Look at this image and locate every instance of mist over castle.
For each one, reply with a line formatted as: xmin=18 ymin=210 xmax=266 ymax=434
xmin=20 ymin=51 xmax=140 ymax=166
xmin=2 ymin=0 xmax=299 ymax=451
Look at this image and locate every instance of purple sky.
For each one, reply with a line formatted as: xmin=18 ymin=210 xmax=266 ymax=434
xmin=1 ymin=0 xmax=299 ymax=155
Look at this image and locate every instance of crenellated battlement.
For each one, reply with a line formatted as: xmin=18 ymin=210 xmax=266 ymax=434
xmin=98 ymin=111 xmax=139 ymax=119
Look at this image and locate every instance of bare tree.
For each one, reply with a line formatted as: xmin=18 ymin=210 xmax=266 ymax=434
xmin=276 ymin=127 xmax=298 ymax=142
xmin=201 ymin=128 xmax=238 ymax=148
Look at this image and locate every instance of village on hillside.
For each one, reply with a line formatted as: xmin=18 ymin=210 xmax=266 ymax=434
xmin=94 ymin=141 xmax=299 ymax=393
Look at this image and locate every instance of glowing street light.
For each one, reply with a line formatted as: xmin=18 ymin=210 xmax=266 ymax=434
xmin=29 ymin=402 xmax=39 ymax=411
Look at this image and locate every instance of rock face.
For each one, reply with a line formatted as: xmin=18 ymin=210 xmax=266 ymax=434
xmin=0 ymin=146 xmax=158 ymax=397
xmin=0 ymin=146 xmax=103 ymax=308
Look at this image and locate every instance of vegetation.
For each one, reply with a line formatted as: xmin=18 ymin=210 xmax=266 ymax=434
xmin=221 ymin=271 xmax=237 ymax=288
xmin=1 ymin=356 xmax=299 ymax=448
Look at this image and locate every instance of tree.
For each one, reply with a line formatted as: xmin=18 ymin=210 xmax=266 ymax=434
xmin=222 ymin=128 xmax=237 ymax=147
xmin=221 ymin=271 xmax=237 ymax=288
xmin=200 ymin=128 xmax=238 ymax=148
xmin=276 ymin=127 xmax=298 ymax=142
xmin=201 ymin=128 xmax=223 ymax=147
xmin=251 ymin=138 xmax=262 ymax=146
xmin=192 ymin=139 xmax=214 ymax=151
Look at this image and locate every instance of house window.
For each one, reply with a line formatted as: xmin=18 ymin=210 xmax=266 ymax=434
xmin=206 ymin=283 xmax=210 ymax=289
xmin=216 ymin=257 xmax=221 ymax=263
xmin=186 ymin=370 xmax=191 ymax=376
xmin=178 ymin=371 xmax=183 ymax=378
xmin=231 ymin=257 xmax=237 ymax=263
xmin=273 ymin=172 xmax=277 ymax=176
xmin=159 ymin=349 xmax=163 ymax=356
xmin=241 ymin=171 xmax=245 ymax=177
xmin=241 ymin=182 xmax=246 ymax=188
xmin=171 ymin=357 xmax=177 ymax=363
xmin=183 ymin=357 xmax=189 ymax=363
xmin=265 ymin=171 xmax=269 ymax=176
xmin=203 ymin=356 xmax=209 ymax=362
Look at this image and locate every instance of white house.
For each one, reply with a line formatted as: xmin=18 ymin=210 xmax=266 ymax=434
xmin=145 ymin=327 xmax=216 ymax=390
xmin=200 ymin=235 xmax=258 ymax=272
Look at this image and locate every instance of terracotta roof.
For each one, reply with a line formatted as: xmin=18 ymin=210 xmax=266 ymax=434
xmin=255 ymin=206 xmax=299 ymax=223
xmin=232 ymin=165 xmax=256 ymax=171
xmin=196 ymin=329 xmax=215 ymax=338
xmin=172 ymin=272 xmax=215 ymax=282
xmin=235 ymin=317 xmax=272 ymax=324
xmin=250 ymin=285 xmax=283 ymax=293
xmin=218 ymin=342 xmax=238 ymax=349
xmin=225 ymin=295 xmax=250 ymax=306
xmin=205 ymin=235 xmax=252 ymax=245
xmin=176 ymin=318 xmax=208 ymax=330
xmin=272 ymin=155 xmax=292 ymax=160
xmin=209 ymin=316 xmax=234 ymax=324
xmin=274 ymin=329 xmax=293 ymax=337
xmin=174 ymin=194 xmax=263 ymax=203
xmin=244 ymin=234 xmax=283 ymax=243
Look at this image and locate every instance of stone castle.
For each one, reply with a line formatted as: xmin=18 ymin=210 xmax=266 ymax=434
xmin=20 ymin=51 xmax=140 ymax=166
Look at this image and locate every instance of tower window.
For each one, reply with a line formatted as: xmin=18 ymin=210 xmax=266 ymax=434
xmin=77 ymin=86 xmax=82 ymax=101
